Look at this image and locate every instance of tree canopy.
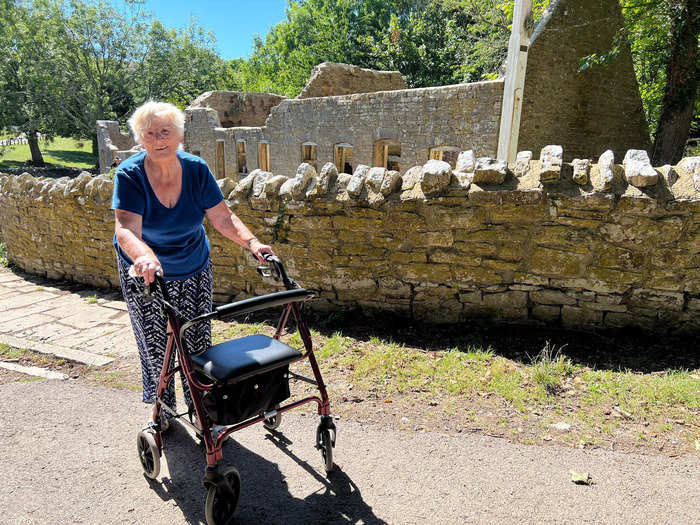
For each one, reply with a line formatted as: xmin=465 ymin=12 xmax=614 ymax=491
xmin=0 ymin=0 xmax=696 ymax=166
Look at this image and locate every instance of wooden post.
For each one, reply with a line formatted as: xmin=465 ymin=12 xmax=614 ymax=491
xmin=497 ymin=0 xmax=534 ymax=163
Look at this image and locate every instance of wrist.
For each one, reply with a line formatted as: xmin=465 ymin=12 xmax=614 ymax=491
xmin=246 ymin=237 xmax=258 ymax=248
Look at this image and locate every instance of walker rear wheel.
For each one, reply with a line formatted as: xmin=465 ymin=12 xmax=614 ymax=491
xmin=136 ymin=430 xmax=160 ymax=479
xmin=204 ymin=466 xmax=241 ymax=525
xmin=263 ymin=405 xmax=282 ymax=430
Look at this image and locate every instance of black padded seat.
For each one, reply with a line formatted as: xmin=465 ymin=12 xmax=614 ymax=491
xmin=190 ymin=334 xmax=303 ymax=383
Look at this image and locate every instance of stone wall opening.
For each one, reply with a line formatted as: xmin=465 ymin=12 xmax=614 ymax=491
xmin=301 ymin=142 xmax=317 ymax=169
xmin=258 ymin=141 xmax=270 ymax=172
xmin=429 ymin=146 xmax=460 ymax=168
xmin=374 ymin=139 xmax=401 ymax=171
xmin=236 ymin=140 xmax=247 ymax=174
xmin=216 ymin=140 xmax=226 ymax=179
xmin=334 ymin=143 xmax=353 ymax=174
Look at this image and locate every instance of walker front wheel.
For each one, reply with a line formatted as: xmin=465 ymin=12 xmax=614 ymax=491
xmin=320 ymin=428 xmax=334 ymax=473
xmin=204 ymin=466 xmax=241 ymax=525
xmin=136 ymin=430 xmax=160 ymax=479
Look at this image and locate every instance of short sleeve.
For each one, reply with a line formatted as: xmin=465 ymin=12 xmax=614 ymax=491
xmin=199 ymin=162 xmax=224 ymax=210
xmin=111 ymin=168 xmax=145 ymax=215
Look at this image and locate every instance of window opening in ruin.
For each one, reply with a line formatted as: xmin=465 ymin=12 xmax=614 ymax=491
xmin=216 ymin=140 xmax=226 ymax=179
xmin=236 ymin=140 xmax=247 ymax=174
xmin=374 ymin=139 xmax=401 ymax=171
xmin=334 ymin=143 xmax=353 ymax=174
xmin=258 ymin=141 xmax=270 ymax=172
xmin=301 ymin=142 xmax=317 ymax=168
xmin=429 ymin=145 xmax=460 ymax=168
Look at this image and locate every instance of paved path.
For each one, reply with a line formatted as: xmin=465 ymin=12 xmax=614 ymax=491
xmin=1 ymin=267 xmax=699 ymax=524
xmin=0 ymin=268 xmax=135 ymax=364
xmin=1 ymin=380 xmax=699 ymax=525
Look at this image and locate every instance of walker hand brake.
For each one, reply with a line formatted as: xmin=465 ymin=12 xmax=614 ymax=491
xmin=128 ymin=265 xmax=164 ymax=302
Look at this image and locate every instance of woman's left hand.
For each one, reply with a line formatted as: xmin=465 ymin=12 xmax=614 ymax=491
xmin=249 ymin=239 xmax=274 ymax=262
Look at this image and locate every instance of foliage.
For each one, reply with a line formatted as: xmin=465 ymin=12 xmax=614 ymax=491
xmin=0 ymin=0 xmax=236 ymax=163
xmin=0 ymin=0 xmax=69 ymax=163
xmin=234 ymin=1 xmax=555 ymax=97
xmin=136 ymin=19 xmax=232 ymax=109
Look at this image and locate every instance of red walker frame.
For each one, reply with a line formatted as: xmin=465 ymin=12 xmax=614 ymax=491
xmin=135 ymin=255 xmax=336 ymax=524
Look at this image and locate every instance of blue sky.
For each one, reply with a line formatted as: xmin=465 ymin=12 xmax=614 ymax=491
xmin=140 ymin=0 xmax=289 ymax=59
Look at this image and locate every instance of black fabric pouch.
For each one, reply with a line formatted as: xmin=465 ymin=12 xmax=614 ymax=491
xmin=201 ymin=366 xmax=291 ymax=425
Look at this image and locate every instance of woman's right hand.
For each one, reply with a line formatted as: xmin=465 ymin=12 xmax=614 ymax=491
xmin=132 ymin=255 xmax=163 ymax=285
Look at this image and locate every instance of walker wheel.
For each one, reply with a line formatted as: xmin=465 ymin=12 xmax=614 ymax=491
xmin=136 ymin=430 xmax=160 ymax=479
xmin=204 ymin=466 xmax=241 ymax=525
xmin=320 ymin=428 xmax=335 ymax=473
xmin=263 ymin=406 xmax=282 ymax=430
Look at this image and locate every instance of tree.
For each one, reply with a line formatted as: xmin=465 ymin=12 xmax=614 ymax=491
xmin=0 ymin=0 xmax=68 ymax=165
xmin=580 ymin=0 xmax=699 ymax=164
xmin=51 ymin=0 xmax=149 ymax=153
xmin=648 ymin=0 xmax=699 ymax=164
xmin=136 ymin=19 xmax=231 ymax=108
xmin=234 ymin=0 xmax=551 ymax=96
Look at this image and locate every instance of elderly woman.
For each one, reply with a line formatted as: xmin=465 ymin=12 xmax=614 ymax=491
xmin=112 ymin=100 xmax=273 ymax=426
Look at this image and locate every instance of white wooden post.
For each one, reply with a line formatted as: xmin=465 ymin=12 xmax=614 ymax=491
xmin=497 ymin=0 xmax=534 ymax=163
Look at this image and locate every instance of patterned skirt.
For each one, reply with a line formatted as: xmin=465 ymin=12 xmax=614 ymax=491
xmin=117 ymin=256 xmax=213 ymax=413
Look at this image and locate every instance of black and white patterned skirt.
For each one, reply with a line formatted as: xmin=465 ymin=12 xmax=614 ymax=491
xmin=117 ymin=256 xmax=213 ymax=412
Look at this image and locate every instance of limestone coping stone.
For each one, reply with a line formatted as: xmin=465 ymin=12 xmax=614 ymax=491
xmin=2 ymin=147 xmax=699 ymax=209
xmin=623 ymin=149 xmax=658 ymax=187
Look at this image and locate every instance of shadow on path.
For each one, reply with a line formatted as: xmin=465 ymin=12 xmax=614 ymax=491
xmin=149 ymin=423 xmax=384 ymax=524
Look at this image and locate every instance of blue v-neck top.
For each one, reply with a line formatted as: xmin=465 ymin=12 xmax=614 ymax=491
xmin=111 ymin=151 xmax=224 ymax=280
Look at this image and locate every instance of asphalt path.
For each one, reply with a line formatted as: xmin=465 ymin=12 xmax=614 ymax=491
xmin=1 ymin=379 xmax=698 ymax=524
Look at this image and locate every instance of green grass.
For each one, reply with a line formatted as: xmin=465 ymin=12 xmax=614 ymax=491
xmin=211 ymin=321 xmax=698 ymax=430
xmin=208 ymin=320 xmax=699 ymax=452
xmin=580 ymin=368 xmax=699 ymax=423
xmin=0 ymin=242 xmax=7 ymax=267
xmin=84 ymin=294 xmax=98 ymax=304
xmin=0 ymin=343 xmax=26 ymax=360
xmin=0 ymin=136 xmax=96 ymax=169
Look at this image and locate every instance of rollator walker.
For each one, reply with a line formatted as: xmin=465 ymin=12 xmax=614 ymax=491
xmin=134 ymin=255 xmax=336 ymax=525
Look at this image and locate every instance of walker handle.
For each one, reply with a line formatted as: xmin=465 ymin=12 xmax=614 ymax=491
xmin=128 ymin=265 xmax=164 ymax=302
xmin=257 ymin=254 xmax=295 ymax=289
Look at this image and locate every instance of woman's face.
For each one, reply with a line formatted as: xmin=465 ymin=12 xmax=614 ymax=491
xmin=141 ymin=116 xmax=183 ymax=161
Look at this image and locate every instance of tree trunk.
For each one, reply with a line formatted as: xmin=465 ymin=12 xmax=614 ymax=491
xmin=651 ymin=0 xmax=699 ymax=165
xmin=27 ymin=130 xmax=45 ymax=166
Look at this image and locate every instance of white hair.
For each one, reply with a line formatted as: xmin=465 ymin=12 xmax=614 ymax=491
xmin=128 ymin=101 xmax=185 ymax=143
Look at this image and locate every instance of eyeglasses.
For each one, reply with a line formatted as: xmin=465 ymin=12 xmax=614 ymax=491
xmin=143 ymin=126 xmax=173 ymax=141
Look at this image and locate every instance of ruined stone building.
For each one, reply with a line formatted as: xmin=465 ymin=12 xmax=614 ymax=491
xmin=97 ymin=0 xmax=650 ymax=179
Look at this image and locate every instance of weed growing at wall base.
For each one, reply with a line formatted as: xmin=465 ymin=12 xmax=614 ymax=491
xmin=0 ymin=242 xmax=7 ymax=267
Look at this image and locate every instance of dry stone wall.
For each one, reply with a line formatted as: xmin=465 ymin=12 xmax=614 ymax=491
xmin=1 ymin=149 xmax=699 ymax=334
